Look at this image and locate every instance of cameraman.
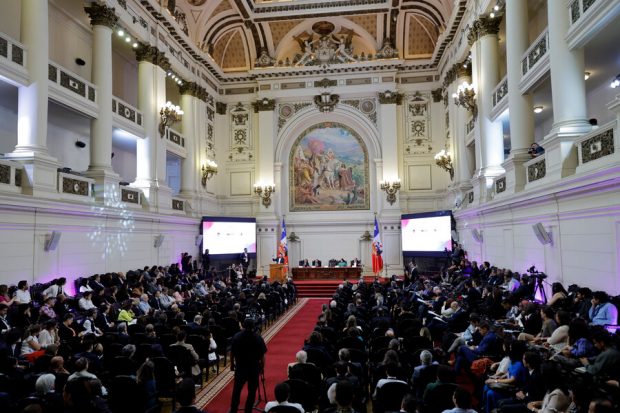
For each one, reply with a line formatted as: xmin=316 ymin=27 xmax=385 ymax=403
xmin=527 ymin=142 xmax=545 ymax=158
xmin=230 ymin=318 xmax=267 ymax=413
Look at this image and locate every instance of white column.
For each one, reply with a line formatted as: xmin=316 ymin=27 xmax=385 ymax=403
xmin=85 ymin=4 xmax=120 ymax=202
xmin=469 ymin=17 xmax=504 ymax=201
xmin=255 ymin=99 xmax=277 ymax=215
xmin=15 ymin=0 xmax=49 ymax=154
xmin=7 ymin=0 xmax=59 ymax=197
xmin=179 ymin=88 xmax=198 ymax=198
xmin=453 ymin=73 xmax=474 ymax=191
xmin=133 ymin=46 xmax=171 ymax=210
xmin=378 ymin=92 xmax=401 ymax=214
xmin=547 ymin=0 xmax=589 ymax=134
xmin=501 ymin=0 xmax=535 ymax=194
xmin=506 ymin=0 xmax=534 ymax=154
xmin=531 ymin=0 xmax=591 ymax=182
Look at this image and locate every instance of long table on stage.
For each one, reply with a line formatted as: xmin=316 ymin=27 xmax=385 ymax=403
xmin=291 ymin=266 xmax=362 ymax=280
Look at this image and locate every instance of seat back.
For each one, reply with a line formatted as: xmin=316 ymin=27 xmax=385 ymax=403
xmin=267 ymin=405 xmax=302 ymax=413
xmin=375 ymin=381 xmax=411 ymax=413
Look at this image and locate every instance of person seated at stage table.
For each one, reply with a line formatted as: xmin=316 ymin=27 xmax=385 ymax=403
xmin=350 ymin=258 xmax=361 ymax=267
xmin=337 ymin=258 xmax=347 ymax=267
xmin=300 ymin=259 xmax=310 ymax=267
xmin=312 ymin=258 xmax=322 ymax=267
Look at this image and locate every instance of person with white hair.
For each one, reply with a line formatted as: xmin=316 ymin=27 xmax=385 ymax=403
xmin=287 ymin=350 xmax=308 ymax=376
xmin=35 ymin=373 xmax=56 ymax=395
xmin=412 ymin=350 xmax=438 ymax=399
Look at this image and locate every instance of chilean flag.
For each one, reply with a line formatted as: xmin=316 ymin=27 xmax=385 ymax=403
xmin=372 ymin=217 xmax=383 ymax=274
xmin=279 ymin=218 xmax=288 ymax=265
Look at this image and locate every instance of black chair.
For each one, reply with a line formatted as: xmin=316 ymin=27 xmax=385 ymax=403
xmin=288 ymin=362 xmax=322 ymax=388
xmin=108 ymin=375 xmax=144 ymax=413
xmin=267 ymin=404 xmax=303 ymax=413
xmin=422 ymin=383 xmax=458 ymax=413
xmin=168 ymin=345 xmax=200 ymax=382
xmin=373 ymin=381 xmax=411 ymax=413
xmin=284 ymin=379 xmax=318 ymax=412
xmin=304 ymin=348 xmax=332 ymax=371
xmin=151 ymin=356 xmax=176 ymax=401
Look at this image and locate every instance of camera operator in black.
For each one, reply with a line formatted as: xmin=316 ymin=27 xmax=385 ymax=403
xmin=230 ymin=318 xmax=267 ymax=413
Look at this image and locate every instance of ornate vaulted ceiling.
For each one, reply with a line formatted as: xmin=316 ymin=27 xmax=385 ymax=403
xmin=172 ymin=0 xmax=462 ymax=73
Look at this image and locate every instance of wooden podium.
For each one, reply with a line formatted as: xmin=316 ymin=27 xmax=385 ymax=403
xmin=269 ymin=264 xmax=287 ymax=283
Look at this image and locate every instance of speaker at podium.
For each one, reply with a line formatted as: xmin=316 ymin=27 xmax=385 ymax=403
xmin=269 ymin=264 xmax=287 ymax=283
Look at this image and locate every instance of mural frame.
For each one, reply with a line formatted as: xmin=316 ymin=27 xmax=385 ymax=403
xmin=289 ymin=122 xmax=370 ymax=212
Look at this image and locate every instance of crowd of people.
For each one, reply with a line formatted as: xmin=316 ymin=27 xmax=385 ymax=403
xmin=0 ymin=261 xmax=297 ymax=413
xmin=263 ymin=257 xmax=620 ymax=413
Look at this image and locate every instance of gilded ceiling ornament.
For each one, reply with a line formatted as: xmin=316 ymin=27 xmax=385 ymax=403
xmin=255 ymin=48 xmax=276 ymax=67
xmin=468 ymin=17 xmax=501 ymax=45
xmin=376 ymin=38 xmax=399 ymax=59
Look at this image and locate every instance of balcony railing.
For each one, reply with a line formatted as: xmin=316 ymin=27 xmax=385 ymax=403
xmin=569 ymin=0 xmax=600 ymax=25
xmin=0 ymin=159 xmax=23 ymax=193
xmin=524 ymin=155 xmax=547 ymax=184
xmin=0 ymin=32 xmax=25 ymax=67
xmin=48 ymin=61 xmax=98 ymax=117
xmin=492 ymin=75 xmax=508 ymax=109
xmin=58 ymin=171 xmax=95 ymax=200
xmin=575 ymin=120 xmax=616 ymax=167
xmin=521 ymin=29 xmax=549 ymax=78
xmin=112 ymin=97 xmax=143 ymax=127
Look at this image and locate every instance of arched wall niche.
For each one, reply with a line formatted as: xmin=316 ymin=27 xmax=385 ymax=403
xmin=275 ymin=103 xmax=382 ymax=221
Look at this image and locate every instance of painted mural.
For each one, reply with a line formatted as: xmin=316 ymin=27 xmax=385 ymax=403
xmin=290 ymin=123 xmax=370 ymax=211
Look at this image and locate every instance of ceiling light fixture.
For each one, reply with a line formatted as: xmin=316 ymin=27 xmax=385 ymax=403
xmin=494 ymin=4 xmax=500 ymax=11
xmin=132 ymin=42 xmax=138 ymax=48
xmin=125 ymin=36 xmax=131 ymax=43
xmin=533 ymin=106 xmax=543 ymax=114
xmin=610 ymin=74 xmax=620 ymax=88
xmin=490 ymin=12 xmax=495 ymax=18
xmin=584 ymin=72 xmax=591 ymax=80
xmin=117 ymin=29 xmax=124 ymax=37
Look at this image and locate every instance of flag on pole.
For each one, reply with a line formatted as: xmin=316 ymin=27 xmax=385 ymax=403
xmin=279 ymin=218 xmax=288 ymax=265
xmin=372 ymin=216 xmax=383 ymax=274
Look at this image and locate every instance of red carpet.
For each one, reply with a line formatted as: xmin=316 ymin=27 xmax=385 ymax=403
xmin=200 ymin=298 xmax=326 ymax=412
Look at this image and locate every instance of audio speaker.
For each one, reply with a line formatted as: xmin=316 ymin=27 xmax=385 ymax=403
xmin=44 ymin=231 xmax=62 ymax=251
xmin=154 ymin=235 xmax=165 ymax=248
xmin=195 ymin=235 xmax=202 ymax=246
xmin=532 ymin=223 xmax=552 ymax=245
xmin=471 ymin=228 xmax=483 ymax=243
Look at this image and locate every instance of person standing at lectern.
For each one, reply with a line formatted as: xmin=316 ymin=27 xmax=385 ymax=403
xmin=273 ymin=254 xmax=285 ymax=264
xmin=230 ymin=318 xmax=267 ymax=413
xmin=240 ymin=248 xmax=250 ymax=274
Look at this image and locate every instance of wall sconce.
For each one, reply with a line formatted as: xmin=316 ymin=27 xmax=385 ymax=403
xmin=314 ymin=93 xmax=339 ymax=112
xmin=380 ymin=179 xmax=401 ymax=205
xmin=159 ymin=101 xmax=184 ymax=137
xmin=254 ymin=183 xmax=275 ymax=208
xmin=360 ymin=230 xmax=372 ymax=241
xmin=452 ymin=81 xmax=477 ymax=118
xmin=434 ymin=149 xmax=454 ymax=180
xmin=201 ymin=159 xmax=218 ymax=186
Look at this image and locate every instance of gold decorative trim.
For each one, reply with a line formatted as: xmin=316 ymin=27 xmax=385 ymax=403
xmin=378 ymin=91 xmax=403 ymax=105
xmin=252 ymin=98 xmax=276 ymax=112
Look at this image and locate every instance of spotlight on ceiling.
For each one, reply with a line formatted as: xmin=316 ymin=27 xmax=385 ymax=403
xmin=584 ymin=72 xmax=591 ymax=80
xmin=533 ymin=106 xmax=543 ymax=114
xmin=610 ymin=74 xmax=620 ymax=89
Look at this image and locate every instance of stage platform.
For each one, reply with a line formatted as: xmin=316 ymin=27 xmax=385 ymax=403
xmin=293 ymin=275 xmax=404 ymax=297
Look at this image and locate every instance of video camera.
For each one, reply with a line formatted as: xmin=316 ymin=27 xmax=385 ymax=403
xmin=526 ymin=265 xmax=547 ymax=279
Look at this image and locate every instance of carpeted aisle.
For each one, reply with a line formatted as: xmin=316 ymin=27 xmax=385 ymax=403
xmin=200 ymin=298 xmax=327 ymax=413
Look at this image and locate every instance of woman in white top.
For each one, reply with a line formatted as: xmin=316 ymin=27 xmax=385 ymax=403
xmin=14 ymin=281 xmax=31 ymax=305
xmin=543 ymin=310 xmax=570 ymax=353
xmin=38 ymin=319 xmax=60 ymax=348
xmin=21 ymin=324 xmax=42 ymax=356
xmin=78 ymin=278 xmax=93 ymax=294
xmin=78 ymin=291 xmax=96 ymax=311
xmin=441 ymin=300 xmax=458 ymax=317
xmin=42 ymin=277 xmax=68 ymax=299
xmin=527 ymin=364 xmax=571 ymax=413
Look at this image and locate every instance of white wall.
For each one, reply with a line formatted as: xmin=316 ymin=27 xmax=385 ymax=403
xmin=0 ymin=83 xmax=18 ymax=154
xmin=456 ymin=169 xmax=620 ymax=295
xmin=0 ymin=196 xmax=200 ymax=294
xmin=47 ymin=102 xmax=92 ymax=172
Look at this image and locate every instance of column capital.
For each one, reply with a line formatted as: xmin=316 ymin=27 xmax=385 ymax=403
xmin=467 ymin=17 xmax=501 ymax=45
xmin=378 ymin=91 xmax=403 ymax=105
xmin=134 ymin=44 xmax=170 ymax=71
xmin=442 ymin=60 xmax=471 ymax=87
xmin=252 ymin=98 xmax=276 ymax=112
xmin=84 ymin=3 xmax=118 ymax=28
xmin=179 ymin=81 xmax=208 ymax=102
xmin=431 ymin=88 xmax=443 ymax=103
xmin=215 ymin=102 xmax=227 ymax=115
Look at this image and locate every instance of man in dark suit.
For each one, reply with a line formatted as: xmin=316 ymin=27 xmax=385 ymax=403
xmin=201 ymin=249 xmax=210 ymax=277
xmin=230 ymin=319 xmax=267 ymax=413
xmin=273 ymin=254 xmax=285 ymax=264
xmin=0 ymin=304 xmax=11 ymax=336
xmin=240 ymin=248 xmax=250 ymax=273
xmin=312 ymin=258 xmax=322 ymax=267
xmin=350 ymin=258 xmax=361 ymax=267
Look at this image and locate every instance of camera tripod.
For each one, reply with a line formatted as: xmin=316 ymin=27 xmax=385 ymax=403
xmin=253 ymin=369 xmax=268 ymax=411
xmin=533 ymin=276 xmax=548 ymax=304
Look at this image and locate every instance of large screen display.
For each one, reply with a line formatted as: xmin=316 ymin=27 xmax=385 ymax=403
xmin=401 ymin=210 xmax=452 ymax=257
xmin=201 ymin=217 xmax=256 ymax=256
